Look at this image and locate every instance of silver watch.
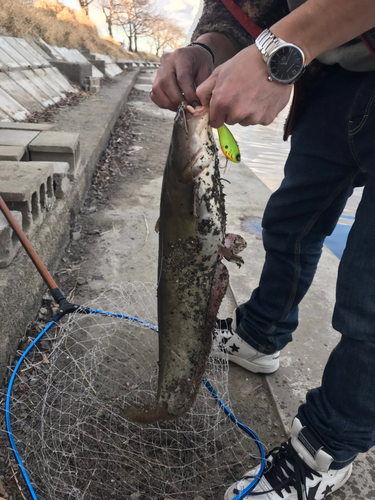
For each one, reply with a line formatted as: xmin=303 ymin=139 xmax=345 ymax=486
xmin=255 ymin=29 xmax=306 ymax=84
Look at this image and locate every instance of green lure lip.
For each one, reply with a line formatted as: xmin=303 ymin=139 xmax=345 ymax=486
xmin=217 ymin=124 xmax=241 ymax=163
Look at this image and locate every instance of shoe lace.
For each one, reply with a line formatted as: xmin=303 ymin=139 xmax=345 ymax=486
xmin=243 ymin=440 xmax=322 ymax=500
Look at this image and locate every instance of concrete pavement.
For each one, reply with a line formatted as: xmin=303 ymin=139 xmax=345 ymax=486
xmin=1 ymin=69 xmax=373 ymax=498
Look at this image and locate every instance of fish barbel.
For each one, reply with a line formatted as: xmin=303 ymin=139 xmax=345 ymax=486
xmin=123 ymin=103 xmax=246 ymax=423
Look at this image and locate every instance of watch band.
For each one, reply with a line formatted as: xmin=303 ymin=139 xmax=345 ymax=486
xmin=255 ymin=29 xmax=284 ymax=61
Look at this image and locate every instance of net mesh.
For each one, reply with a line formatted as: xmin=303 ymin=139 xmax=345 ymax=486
xmin=5 ymin=283 xmax=260 ymax=500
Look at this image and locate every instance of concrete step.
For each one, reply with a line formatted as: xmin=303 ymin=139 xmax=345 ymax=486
xmin=0 ymin=129 xmax=40 ymax=159
xmin=0 ymin=145 xmax=27 ymax=161
xmin=91 ymin=53 xmax=123 ymax=78
xmin=51 ymin=60 xmax=91 ymax=90
xmin=0 ymin=122 xmax=54 ymax=131
xmin=29 ymin=131 xmax=81 ymax=179
xmin=0 ymin=161 xmax=54 ymax=246
xmin=0 ymin=159 xmax=70 ymax=266
xmin=33 ymin=41 xmax=98 ymax=89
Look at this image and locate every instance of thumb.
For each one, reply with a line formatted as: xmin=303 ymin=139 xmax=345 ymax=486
xmin=196 ymin=71 xmax=218 ymax=106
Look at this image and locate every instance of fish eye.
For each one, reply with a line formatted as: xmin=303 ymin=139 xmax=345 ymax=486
xmin=225 ymin=145 xmax=228 ymax=149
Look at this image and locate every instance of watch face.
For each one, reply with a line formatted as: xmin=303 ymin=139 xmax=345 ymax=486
xmin=268 ymin=45 xmax=304 ymax=83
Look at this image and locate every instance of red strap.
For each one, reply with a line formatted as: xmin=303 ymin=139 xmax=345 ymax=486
xmin=361 ymin=34 xmax=375 ymax=59
xmin=221 ymin=0 xmax=263 ymax=38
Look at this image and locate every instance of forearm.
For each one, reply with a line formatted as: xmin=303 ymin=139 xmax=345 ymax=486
xmin=191 ymin=0 xmax=254 ymax=62
xmin=194 ymin=32 xmax=237 ymax=66
xmin=271 ymin=0 xmax=375 ymax=64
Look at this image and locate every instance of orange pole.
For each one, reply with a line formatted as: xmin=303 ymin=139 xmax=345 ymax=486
xmin=0 ymin=196 xmax=59 ymax=292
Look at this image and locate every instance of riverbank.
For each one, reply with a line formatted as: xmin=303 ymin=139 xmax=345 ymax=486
xmin=0 ymin=69 xmax=372 ymax=499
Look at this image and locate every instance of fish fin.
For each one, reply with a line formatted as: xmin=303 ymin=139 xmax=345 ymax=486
xmin=224 ymin=233 xmax=247 ymax=254
xmin=220 ymin=245 xmax=245 ymax=267
xmin=155 ymin=217 xmax=160 ymax=233
xmin=220 ymin=234 xmax=247 ymax=267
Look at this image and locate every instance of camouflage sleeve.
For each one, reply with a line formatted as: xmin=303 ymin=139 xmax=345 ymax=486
xmin=191 ymin=0 xmax=290 ymax=52
xmin=190 ymin=0 xmax=254 ymax=52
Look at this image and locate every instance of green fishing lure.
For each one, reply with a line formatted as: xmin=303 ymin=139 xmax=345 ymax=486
xmin=217 ymin=124 xmax=241 ymax=163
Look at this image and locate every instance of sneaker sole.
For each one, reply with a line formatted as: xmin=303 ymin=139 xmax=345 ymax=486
xmin=212 ymin=351 xmax=279 ymax=374
xmin=224 ymin=463 xmax=352 ymax=500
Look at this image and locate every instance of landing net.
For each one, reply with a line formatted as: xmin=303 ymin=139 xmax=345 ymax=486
xmin=5 ymin=283 xmax=261 ymax=500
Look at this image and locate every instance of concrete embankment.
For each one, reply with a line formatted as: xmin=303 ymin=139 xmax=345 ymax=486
xmin=0 ymin=69 xmax=139 ymax=384
xmin=0 ymin=33 xmax=158 ymax=382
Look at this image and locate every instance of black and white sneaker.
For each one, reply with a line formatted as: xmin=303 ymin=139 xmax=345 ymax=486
xmin=224 ymin=418 xmax=352 ymax=500
xmin=213 ymin=314 xmax=280 ymax=374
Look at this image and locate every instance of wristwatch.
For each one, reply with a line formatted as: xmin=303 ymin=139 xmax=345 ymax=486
xmin=255 ymin=29 xmax=306 ymax=84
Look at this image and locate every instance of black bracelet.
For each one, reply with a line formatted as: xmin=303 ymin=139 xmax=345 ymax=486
xmin=187 ymin=42 xmax=215 ymax=64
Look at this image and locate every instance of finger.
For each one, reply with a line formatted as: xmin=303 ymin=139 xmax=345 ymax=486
xmin=150 ymin=86 xmax=178 ymax=112
xmin=175 ymin=62 xmax=198 ymax=105
xmin=208 ymin=94 xmax=227 ymax=129
xmin=239 ymin=118 xmax=254 ymax=127
xmin=195 ymin=64 xmax=214 ymax=88
xmin=238 ymin=114 xmax=264 ymax=126
xmin=159 ymin=71 xmax=186 ymax=108
xmin=152 ymin=72 xmax=183 ymax=110
xmin=196 ymin=72 xmax=218 ymax=107
xmin=227 ymin=112 xmax=251 ymax=126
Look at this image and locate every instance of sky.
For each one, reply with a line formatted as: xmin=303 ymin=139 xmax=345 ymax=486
xmin=60 ymin=0 xmax=201 ymax=52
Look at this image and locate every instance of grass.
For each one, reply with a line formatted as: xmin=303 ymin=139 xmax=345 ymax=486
xmin=0 ymin=0 xmax=159 ymax=61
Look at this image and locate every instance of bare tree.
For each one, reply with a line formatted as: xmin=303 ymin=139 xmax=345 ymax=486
xmin=115 ymin=0 xmax=135 ymax=51
xmin=77 ymin=0 xmax=95 ymax=16
xmin=97 ymin=0 xmax=120 ymax=38
xmin=149 ymin=17 xmax=186 ymax=56
xmin=117 ymin=0 xmax=156 ymax=52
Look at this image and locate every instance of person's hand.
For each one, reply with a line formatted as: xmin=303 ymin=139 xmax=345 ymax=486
xmin=196 ymin=44 xmax=293 ymax=128
xmin=151 ymin=47 xmax=215 ymax=112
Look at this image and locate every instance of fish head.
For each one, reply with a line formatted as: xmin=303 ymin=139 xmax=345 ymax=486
xmin=170 ymin=103 xmax=217 ymax=183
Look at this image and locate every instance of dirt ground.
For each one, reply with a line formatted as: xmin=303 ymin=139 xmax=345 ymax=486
xmin=0 ymin=70 xmax=287 ymax=500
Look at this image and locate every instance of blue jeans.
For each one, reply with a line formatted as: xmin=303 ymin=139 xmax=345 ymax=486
xmin=237 ymin=66 xmax=375 ymax=468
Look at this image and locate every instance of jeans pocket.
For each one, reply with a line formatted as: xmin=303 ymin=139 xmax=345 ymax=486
xmin=348 ymin=83 xmax=375 ymax=136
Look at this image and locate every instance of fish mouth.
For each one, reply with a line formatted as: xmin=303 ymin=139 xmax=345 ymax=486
xmin=174 ymin=103 xmax=213 ymax=182
xmin=185 ymin=104 xmax=209 ymax=116
xmin=185 ymin=104 xmax=213 ymax=177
